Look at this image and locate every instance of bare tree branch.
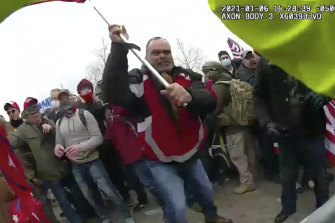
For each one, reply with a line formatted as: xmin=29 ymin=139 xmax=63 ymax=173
xmin=175 ymin=38 xmax=205 ymax=72
xmin=86 ymin=38 xmax=110 ymax=86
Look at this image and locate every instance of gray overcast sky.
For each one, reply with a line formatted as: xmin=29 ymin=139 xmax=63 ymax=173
xmin=0 ymin=0 xmax=250 ymax=119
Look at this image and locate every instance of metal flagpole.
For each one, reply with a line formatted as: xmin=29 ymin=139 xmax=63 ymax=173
xmin=92 ymin=6 xmax=169 ymax=88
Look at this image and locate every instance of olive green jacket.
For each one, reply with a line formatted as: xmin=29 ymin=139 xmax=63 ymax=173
xmin=8 ymin=118 xmax=68 ymax=182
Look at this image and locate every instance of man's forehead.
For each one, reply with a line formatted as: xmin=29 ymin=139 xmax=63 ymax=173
xmin=7 ymin=106 xmax=17 ymax=110
xmin=220 ymin=54 xmax=230 ymax=59
xmin=244 ymin=54 xmax=254 ymax=60
xmin=148 ymin=39 xmax=171 ymax=51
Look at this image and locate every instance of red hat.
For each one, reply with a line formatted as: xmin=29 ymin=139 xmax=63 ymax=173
xmin=77 ymin=79 xmax=93 ymax=94
xmin=4 ymin=101 xmax=20 ymax=112
xmin=23 ymin=97 xmax=38 ymax=110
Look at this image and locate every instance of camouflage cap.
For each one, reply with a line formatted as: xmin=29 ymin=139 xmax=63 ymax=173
xmin=23 ymin=104 xmax=40 ymax=116
xmin=202 ymin=61 xmax=231 ymax=82
xmin=202 ymin=61 xmax=224 ymax=72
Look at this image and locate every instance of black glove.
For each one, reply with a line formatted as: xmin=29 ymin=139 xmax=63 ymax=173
xmin=266 ymin=122 xmax=281 ymax=137
xmin=205 ymin=114 xmax=220 ymax=132
xmin=266 ymin=122 xmax=289 ymax=138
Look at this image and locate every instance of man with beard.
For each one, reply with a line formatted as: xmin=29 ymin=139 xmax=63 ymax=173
xmin=236 ymin=50 xmax=258 ymax=86
xmin=102 ymin=24 xmax=232 ymax=223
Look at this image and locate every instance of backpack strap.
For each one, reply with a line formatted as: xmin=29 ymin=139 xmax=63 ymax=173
xmin=58 ymin=109 xmax=87 ymax=129
xmin=58 ymin=116 xmax=64 ymax=128
xmin=214 ymin=80 xmax=232 ymax=85
xmin=212 ymin=80 xmax=232 ymax=89
xmin=79 ymin=109 xmax=87 ymax=128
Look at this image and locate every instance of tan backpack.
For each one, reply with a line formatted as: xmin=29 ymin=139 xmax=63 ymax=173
xmin=213 ymin=79 xmax=256 ymax=126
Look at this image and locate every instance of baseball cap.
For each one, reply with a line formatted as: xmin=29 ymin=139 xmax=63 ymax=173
xmin=241 ymin=50 xmax=253 ymax=59
xmin=4 ymin=101 xmax=20 ymax=112
xmin=22 ymin=97 xmax=39 ymax=115
xmin=23 ymin=97 xmax=38 ymax=110
xmin=57 ymin=89 xmax=71 ymax=100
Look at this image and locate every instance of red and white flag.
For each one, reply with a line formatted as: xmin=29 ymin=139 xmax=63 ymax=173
xmin=227 ymin=37 xmax=245 ymax=60
xmin=324 ymin=100 xmax=335 ymax=165
xmin=0 ymin=125 xmax=51 ymax=222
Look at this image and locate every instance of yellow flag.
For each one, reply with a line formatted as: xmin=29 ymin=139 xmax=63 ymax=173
xmin=0 ymin=0 xmax=31 ymax=22
xmin=208 ymin=0 xmax=335 ymax=97
xmin=0 ymin=0 xmax=85 ymax=23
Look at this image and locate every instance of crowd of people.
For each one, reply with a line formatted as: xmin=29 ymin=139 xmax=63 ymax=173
xmin=0 ymin=24 xmax=334 ymax=223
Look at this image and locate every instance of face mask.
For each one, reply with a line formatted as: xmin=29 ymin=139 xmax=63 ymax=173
xmin=81 ymin=92 xmax=94 ymax=102
xmin=221 ymin=58 xmax=232 ymax=68
xmin=51 ymin=100 xmax=60 ymax=109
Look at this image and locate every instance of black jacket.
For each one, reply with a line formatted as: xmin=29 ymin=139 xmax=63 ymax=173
xmin=102 ymin=43 xmax=216 ymax=123
xmin=77 ymin=101 xmax=107 ymax=135
xmin=237 ymin=64 xmax=257 ymax=86
xmin=254 ymin=57 xmax=329 ymax=137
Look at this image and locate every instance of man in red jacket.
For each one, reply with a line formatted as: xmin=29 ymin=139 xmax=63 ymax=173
xmin=102 ymin=25 xmax=232 ymax=223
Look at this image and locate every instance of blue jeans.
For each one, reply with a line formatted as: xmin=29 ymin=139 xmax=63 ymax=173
xmin=71 ymin=159 xmax=131 ymax=220
xmin=45 ymin=181 xmax=83 ymax=223
xmin=146 ymin=158 xmax=217 ymax=223
xmin=132 ymin=160 xmax=165 ymax=207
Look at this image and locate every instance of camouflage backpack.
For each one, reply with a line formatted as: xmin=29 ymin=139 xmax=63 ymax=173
xmin=213 ymin=79 xmax=256 ymax=126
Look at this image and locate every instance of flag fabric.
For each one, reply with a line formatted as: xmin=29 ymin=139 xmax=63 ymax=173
xmin=324 ymin=100 xmax=335 ymax=165
xmin=227 ymin=37 xmax=244 ymax=60
xmin=208 ymin=0 xmax=335 ymax=98
xmin=0 ymin=125 xmax=31 ymax=197
xmin=1 ymin=0 xmax=86 ymax=23
xmin=9 ymin=195 xmax=51 ymax=223
xmin=34 ymin=0 xmax=85 ymax=3
xmin=0 ymin=125 xmax=51 ymax=222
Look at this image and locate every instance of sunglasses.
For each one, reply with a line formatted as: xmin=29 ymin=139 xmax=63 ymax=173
xmin=7 ymin=110 xmax=17 ymax=115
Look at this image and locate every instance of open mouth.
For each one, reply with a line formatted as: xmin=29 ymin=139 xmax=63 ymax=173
xmin=159 ymin=62 xmax=170 ymax=66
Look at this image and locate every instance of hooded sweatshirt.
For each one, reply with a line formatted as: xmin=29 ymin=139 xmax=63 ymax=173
xmin=55 ymin=109 xmax=103 ymax=164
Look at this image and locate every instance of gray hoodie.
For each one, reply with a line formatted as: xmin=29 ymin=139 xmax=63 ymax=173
xmin=55 ymin=109 xmax=103 ymax=164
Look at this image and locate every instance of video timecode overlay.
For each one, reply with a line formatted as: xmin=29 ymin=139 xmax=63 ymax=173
xmin=220 ymin=4 xmax=332 ymax=20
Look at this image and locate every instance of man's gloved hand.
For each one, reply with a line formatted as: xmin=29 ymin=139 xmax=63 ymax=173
xmin=266 ymin=122 xmax=281 ymax=137
xmin=205 ymin=114 xmax=220 ymax=132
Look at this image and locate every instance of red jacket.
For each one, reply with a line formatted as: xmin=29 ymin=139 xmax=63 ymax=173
xmin=102 ymin=43 xmax=216 ymax=163
xmin=105 ymin=105 xmax=142 ymax=164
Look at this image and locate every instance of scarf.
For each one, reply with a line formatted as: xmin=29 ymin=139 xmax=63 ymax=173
xmin=10 ymin=119 xmax=23 ymax=128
